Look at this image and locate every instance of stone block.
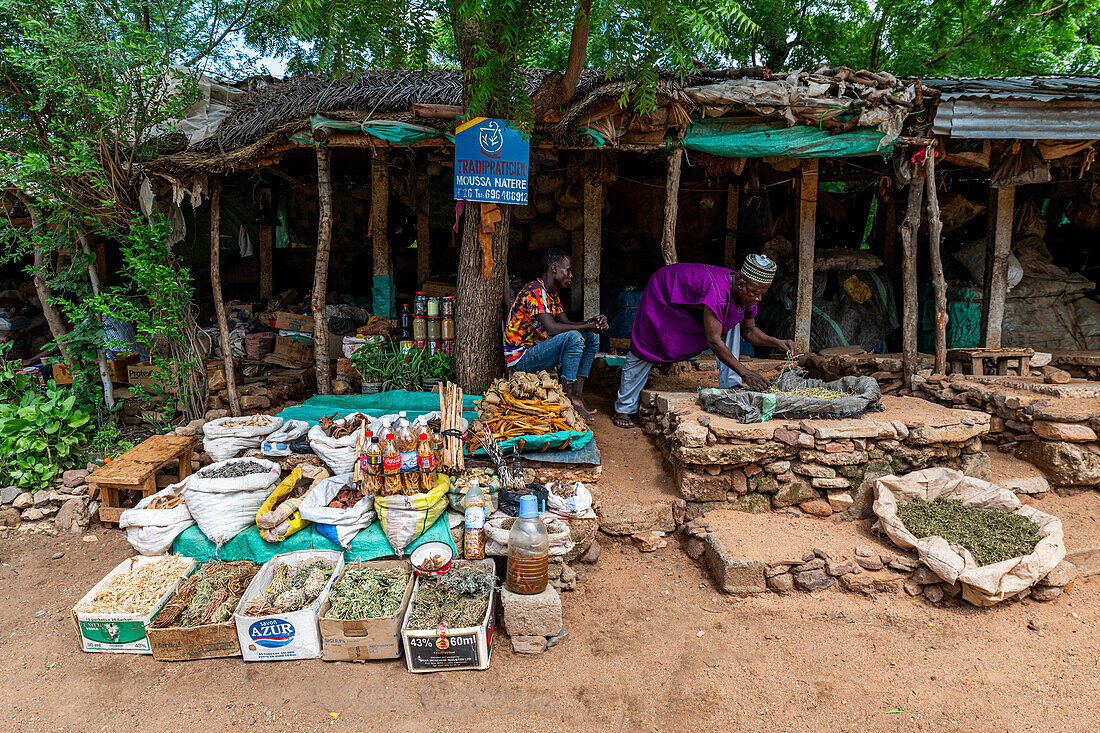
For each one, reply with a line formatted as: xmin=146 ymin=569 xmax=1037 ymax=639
xmin=800 ymin=450 xmax=869 ymax=466
xmin=906 ymin=417 xmax=989 ymax=445
xmin=1066 ymin=547 xmax=1100 ymax=577
xmin=792 ymin=462 xmax=834 ymax=479
xmin=850 ymin=459 xmax=892 ymax=519
xmin=12 ymin=492 xmax=33 ymax=510
xmin=54 ymin=497 xmax=90 ymax=534
xmin=923 ymin=584 xmax=945 ymax=603
xmin=62 ymin=469 xmax=89 ymax=488
xmin=673 ymin=420 xmax=710 ymax=448
xmin=596 ymin=502 xmax=675 ymax=535
xmin=1000 ymin=477 xmax=1049 ymax=495
xmin=0 ymin=486 xmax=20 ymax=505
xmin=684 ymin=537 xmax=706 ymax=560
xmin=765 ymin=460 xmax=791 ymax=474
xmin=1030 ymin=585 xmax=1063 ymax=601
xmin=811 ymin=477 xmax=850 ymax=490
xmin=1014 ymin=441 xmax=1100 ymax=486
xmin=729 ymin=493 xmax=770 ymax=514
xmin=502 ymin=585 xmax=562 ymax=637
xmin=676 ymin=467 xmax=731 ymax=502
xmin=771 ymin=479 xmax=817 ymax=508
xmin=959 ymin=451 xmax=992 ymax=481
xmin=205 ymin=409 xmax=230 ymax=421
xmin=703 ymin=534 xmax=767 ymax=595
xmin=827 ymin=491 xmax=854 ymax=512
xmin=511 ymin=635 xmax=549 ymax=654
xmin=749 ymin=473 xmax=779 ymax=495
xmin=1040 ymin=560 xmax=1077 ymax=587
xmin=794 ymin=569 xmax=835 ymax=591
xmin=767 ymin=573 xmax=794 ymax=594
xmin=799 ymin=420 xmax=897 ymax=440
xmin=799 ymin=499 xmax=832 ymax=517
xmin=0 ymin=507 xmax=20 ymax=526
xmin=674 ymin=442 xmax=798 ymax=466
xmin=1031 ymin=421 xmax=1098 ymax=442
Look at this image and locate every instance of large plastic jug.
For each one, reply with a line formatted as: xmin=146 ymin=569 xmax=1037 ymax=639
xmin=506 ymin=494 xmax=549 ymax=594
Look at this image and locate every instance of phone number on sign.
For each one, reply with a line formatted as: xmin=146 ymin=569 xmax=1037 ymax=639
xmin=455 ymin=187 xmax=528 ymax=203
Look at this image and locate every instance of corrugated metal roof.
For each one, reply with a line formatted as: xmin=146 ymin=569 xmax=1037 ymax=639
xmin=927 ymin=76 xmax=1100 ymax=139
xmin=925 ymin=75 xmax=1100 ymax=102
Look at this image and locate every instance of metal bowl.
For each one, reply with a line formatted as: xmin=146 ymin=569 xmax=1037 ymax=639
xmin=410 ymin=541 xmax=454 ymax=577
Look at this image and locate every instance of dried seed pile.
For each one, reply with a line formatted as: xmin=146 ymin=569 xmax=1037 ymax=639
xmin=897 ymin=498 xmax=1041 ymax=566
xmin=199 ymin=461 xmax=271 ymax=479
xmin=766 ymin=386 xmax=846 ymax=400
xmin=221 ymin=416 xmax=271 ymax=428
xmin=151 ymin=561 xmax=259 ymax=628
xmin=406 ymin=561 xmax=494 ymax=630
xmin=242 ymin=558 xmax=335 ymax=616
xmin=75 ymin=556 xmax=193 ymax=615
xmin=327 ymin=567 xmax=409 ymax=620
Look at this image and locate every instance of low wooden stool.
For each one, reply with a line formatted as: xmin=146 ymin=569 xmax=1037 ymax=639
xmin=947 ymin=347 xmax=1034 ymax=377
xmin=87 ymin=434 xmax=200 ymax=525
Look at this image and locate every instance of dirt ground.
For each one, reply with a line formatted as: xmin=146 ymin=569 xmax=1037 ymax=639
xmin=2 ymin=390 xmax=1099 ymax=732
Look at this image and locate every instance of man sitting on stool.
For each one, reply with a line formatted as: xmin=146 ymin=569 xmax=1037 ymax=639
xmin=504 ymin=248 xmax=608 ymax=420
xmin=611 ymin=254 xmax=797 ymax=429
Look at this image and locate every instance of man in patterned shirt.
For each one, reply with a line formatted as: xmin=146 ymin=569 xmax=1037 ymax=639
xmin=504 ymin=248 xmax=607 ymax=420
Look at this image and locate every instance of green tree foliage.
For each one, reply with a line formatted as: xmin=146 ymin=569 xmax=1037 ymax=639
xmin=0 ymin=0 xmax=257 ymax=421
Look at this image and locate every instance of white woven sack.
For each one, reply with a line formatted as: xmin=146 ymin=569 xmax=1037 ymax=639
xmin=547 ymin=482 xmax=596 ymax=519
xmin=307 ymin=412 xmax=367 ymax=474
xmin=297 ymin=474 xmax=376 ymax=548
xmin=873 ymin=467 xmax=1065 ymax=606
xmin=184 ymin=458 xmax=281 ymax=546
xmin=202 ymin=415 xmax=284 ymax=461
xmin=119 ymin=484 xmax=194 ymax=555
xmin=483 ymin=515 xmax=573 ymax=557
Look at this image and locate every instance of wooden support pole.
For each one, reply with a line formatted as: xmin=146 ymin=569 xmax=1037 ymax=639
xmin=210 ymin=180 xmax=241 ymax=416
xmin=660 ymin=147 xmax=683 ymax=265
xmin=313 ymin=146 xmax=333 ymax=395
xmin=259 ymin=188 xmax=274 ymax=300
xmin=570 ymin=229 xmax=583 ymax=315
xmin=416 ymin=180 xmax=430 ymax=287
xmin=724 ymin=183 xmax=739 ymax=268
xmin=372 ymin=147 xmax=394 ymax=318
xmin=981 ymin=185 xmax=1015 ymax=348
xmin=882 ymin=194 xmax=898 ymax=275
xmin=924 ymin=146 xmax=948 ymax=375
xmin=794 ymin=159 xmax=819 ymax=353
xmin=17 ymin=194 xmax=74 ymax=370
xmin=899 ymin=164 xmax=926 ymax=385
xmin=76 ymin=231 xmax=115 ymax=410
xmin=583 ymin=177 xmax=602 ymax=319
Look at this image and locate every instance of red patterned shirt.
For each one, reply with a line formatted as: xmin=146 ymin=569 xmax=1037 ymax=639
xmin=503 ymin=278 xmax=564 ymax=366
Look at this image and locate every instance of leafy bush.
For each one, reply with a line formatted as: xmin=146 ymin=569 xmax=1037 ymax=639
xmin=0 ymin=383 xmax=93 ymax=489
xmin=84 ymin=421 xmax=136 ymax=462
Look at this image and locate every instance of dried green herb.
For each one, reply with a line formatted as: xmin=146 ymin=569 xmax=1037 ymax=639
xmin=406 ymin=561 xmax=494 ymax=630
xmin=327 ymin=567 xmax=410 ymax=620
xmin=766 ymin=387 xmax=846 ymax=399
xmin=897 ymin=498 xmax=1041 ymax=566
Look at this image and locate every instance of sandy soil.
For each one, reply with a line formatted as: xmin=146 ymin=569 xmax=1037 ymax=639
xmin=3 ymin=395 xmax=1099 ymax=732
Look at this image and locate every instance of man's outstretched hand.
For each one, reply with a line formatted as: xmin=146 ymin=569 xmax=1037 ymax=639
xmin=741 ymin=369 xmax=769 ymax=392
xmin=777 ymin=339 xmax=799 ymax=356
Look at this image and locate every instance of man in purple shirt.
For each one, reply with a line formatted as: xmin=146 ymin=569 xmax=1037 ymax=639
xmin=612 ymin=254 xmax=798 ymax=428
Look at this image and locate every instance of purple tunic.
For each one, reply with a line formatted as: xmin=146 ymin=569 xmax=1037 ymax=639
xmin=630 ymin=263 xmax=757 ymax=364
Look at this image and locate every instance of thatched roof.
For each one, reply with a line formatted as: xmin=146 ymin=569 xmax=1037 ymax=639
xmin=147 ymin=66 xmax=927 ymax=174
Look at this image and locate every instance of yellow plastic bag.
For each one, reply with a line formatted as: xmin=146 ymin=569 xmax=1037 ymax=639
xmin=374 ymin=473 xmax=450 ymax=555
xmin=255 ymin=464 xmax=329 ymax=542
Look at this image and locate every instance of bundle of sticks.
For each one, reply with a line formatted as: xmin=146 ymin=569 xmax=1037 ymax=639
xmin=438 ymin=381 xmax=465 ymax=474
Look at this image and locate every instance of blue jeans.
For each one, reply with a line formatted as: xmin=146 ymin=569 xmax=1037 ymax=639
xmin=615 ymin=325 xmax=743 ymax=415
xmin=512 ymin=331 xmax=599 ymax=381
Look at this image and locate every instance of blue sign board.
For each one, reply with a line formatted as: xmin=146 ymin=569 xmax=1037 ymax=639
xmin=454 ymin=117 xmax=529 ymax=204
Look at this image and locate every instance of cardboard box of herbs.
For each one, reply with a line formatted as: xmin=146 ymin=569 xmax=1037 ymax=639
xmin=401 ymin=559 xmax=496 ymax=673
xmin=318 ymin=560 xmax=415 ymax=661
xmin=146 ymin=560 xmax=261 ymax=661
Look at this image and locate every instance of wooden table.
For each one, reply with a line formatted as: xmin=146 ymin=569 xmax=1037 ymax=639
xmin=86 ymin=434 xmax=199 ymax=525
xmin=947 ymin=347 xmax=1034 ymax=377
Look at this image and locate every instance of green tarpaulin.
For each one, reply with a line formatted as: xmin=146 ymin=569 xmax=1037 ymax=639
xmin=683 ymin=118 xmax=892 ymax=159
xmin=276 ymin=390 xmax=479 ymax=426
xmin=171 ymin=513 xmax=455 ymax=564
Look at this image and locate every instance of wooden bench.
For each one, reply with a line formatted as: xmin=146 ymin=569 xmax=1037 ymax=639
xmin=86 ymin=434 xmax=200 ymax=525
xmin=948 ymin=347 xmax=1034 ymax=377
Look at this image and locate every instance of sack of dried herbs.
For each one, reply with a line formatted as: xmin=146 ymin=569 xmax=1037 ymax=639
xmin=873 ymin=467 xmax=1066 ymax=606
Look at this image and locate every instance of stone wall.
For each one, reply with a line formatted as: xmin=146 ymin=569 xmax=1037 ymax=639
xmin=639 ymin=390 xmax=991 ymax=520
xmin=911 ymin=374 xmax=1100 ymax=487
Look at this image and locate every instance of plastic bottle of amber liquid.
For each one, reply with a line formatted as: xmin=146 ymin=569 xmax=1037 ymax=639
xmin=381 ymin=433 xmax=403 ymax=496
xmin=506 ymin=494 xmax=548 ymax=594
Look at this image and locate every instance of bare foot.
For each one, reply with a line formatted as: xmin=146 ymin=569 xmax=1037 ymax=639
xmin=570 ymin=394 xmax=594 ymax=422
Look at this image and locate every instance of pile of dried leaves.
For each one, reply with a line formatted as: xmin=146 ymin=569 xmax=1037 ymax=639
xmin=897 ymin=498 xmax=1041 ymax=566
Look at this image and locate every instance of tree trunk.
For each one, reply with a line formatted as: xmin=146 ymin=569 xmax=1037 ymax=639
xmin=76 ymin=231 xmax=114 ymax=410
xmin=17 ymin=194 xmax=75 ymax=370
xmin=660 ymin=147 xmax=683 ymax=265
xmin=455 ymin=204 xmax=512 ymax=392
xmin=209 ymin=181 xmax=241 ymax=416
xmin=899 ymin=166 xmax=926 ymax=385
xmin=924 ymin=146 xmax=948 ymax=375
xmin=313 ymin=145 xmax=333 ymax=394
xmin=371 ymin=147 xmax=393 ymax=318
